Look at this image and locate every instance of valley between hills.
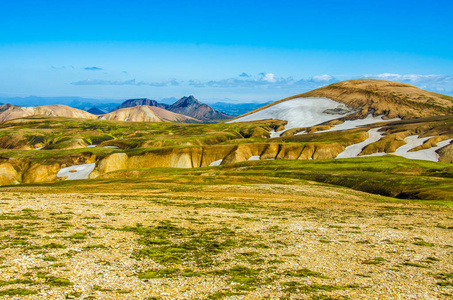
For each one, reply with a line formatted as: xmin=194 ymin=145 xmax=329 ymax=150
xmin=0 ymin=79 xmax=453 ymax=299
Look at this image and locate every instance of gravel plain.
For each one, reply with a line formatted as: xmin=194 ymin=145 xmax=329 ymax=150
xmin=0 ymin=181 xmax=452 ymax=299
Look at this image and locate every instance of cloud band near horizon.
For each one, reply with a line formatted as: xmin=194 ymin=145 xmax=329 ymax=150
xmin=70 ymin=72 xmax=453 ymax=94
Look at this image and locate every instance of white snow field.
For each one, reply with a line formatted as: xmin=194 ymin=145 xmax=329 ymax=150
xmin=57 ymin=163 xmax=96 ymax=180
xmin=230 ymin=97 xmax=401 ymax=137
xmin=229 ymin=97 xmax=356 ymax=136
xmin=336 ymin=128 xmax=384 ymax=159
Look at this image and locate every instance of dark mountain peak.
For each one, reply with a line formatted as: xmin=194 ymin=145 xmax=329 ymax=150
xmin=123 ymin=98 xmax=159 ymax=107
xmin=168 ymin=96 xmax=233 ymax=122
xmin=0 ymin=103 xmax=15 ymax=112
xmin=172 ymin=96 xmax=202 ymax=108
xmin=112 ymin=98 xmax=168 ymax=112
xmin=87 ymin=107 xmax=106 ymax=115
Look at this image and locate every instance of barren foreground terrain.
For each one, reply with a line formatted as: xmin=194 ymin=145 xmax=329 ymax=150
xmin=0 ymin=175 xmax=452 ymax=300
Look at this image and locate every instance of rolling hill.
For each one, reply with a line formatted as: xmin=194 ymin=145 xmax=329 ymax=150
xmin=231 ymin=79 xmax=453 ymax=136
xmin=0 ymin=79 xmax=452 ymax=195
xmin=0 ymin=104 xmax=97 ymax=122
xmin=99 ymin=105 xmax=201 ymax=123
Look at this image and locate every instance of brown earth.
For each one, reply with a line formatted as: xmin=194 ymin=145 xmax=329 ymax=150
xmin=438 ymin=143 xmax=453 ymax=163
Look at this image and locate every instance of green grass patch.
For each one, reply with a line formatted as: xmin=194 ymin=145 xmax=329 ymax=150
xmin=122 ymin=221 xmax=238 ymax=266
xmin=362 ymin=257 xmax=386 ymax=265
xmin=0 ymin=288 xmax=38 ymax=296
xmin=285 ymin=268 xmax=328 ymax=278
xmin=413 ymin=240 xmax=434 ymax=247
xmin=403 ymin=262 xmax=428 ymax=268
xmin=282 ymin=282 xmax=359 ymax=293
xmin=44 ymin=276 xmax=73 ymax=286
xmin=0 ymin=279 xmax=36 ymax=286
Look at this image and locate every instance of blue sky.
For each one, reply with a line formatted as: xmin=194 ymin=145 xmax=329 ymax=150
xmin=1 ymin=0 xmax=452 ymax=103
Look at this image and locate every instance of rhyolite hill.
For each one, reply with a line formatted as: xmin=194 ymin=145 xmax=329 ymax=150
xmin=100 ymin=105 xmax=201 ymax=123
xmin=0 ymin=104 xmax=98 ymax=123
xmin=234 ymin=79 xmax=453 ymax=121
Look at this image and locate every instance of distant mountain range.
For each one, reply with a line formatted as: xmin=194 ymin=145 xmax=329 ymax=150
xmin=0 ymin=103 xmax=202 ymax=123
xmin=210 ymin=101 xmax=272 ymax=117
xmin=0 ymin=95 xmax=235 ymax=123
xmin=111 ymin=96 xmax=233 ymax=122
xmin=0 ymin=95 xmax=272 ymax=120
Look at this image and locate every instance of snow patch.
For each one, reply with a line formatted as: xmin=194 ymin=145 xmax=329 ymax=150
xmin=348 ymin=134 xmax=453 ymax=162
xmin=394 ymin=137 xmax=453 ymax=162
xmin=269 ymin=129 xmax=280 ymax=138
xmin=394 ymin=135 xmax=431 ymax=155
xmin=209 ymin=159 xmax=223 ymax=166
xmin=248 ymin=155 xmax=261 ymax=161
xmin=336 ymin=128 xmax=384 ymax=159
xmin=57 ymin=163 xmax=96 ymax=180
xmin=103 ymin=146 xmax=120 ymax=149
xmin=320 ymin=115 xmax=400 ymax=133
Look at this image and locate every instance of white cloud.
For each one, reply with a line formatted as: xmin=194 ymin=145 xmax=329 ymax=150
xmin=364 ymin=73 xmax=452 ymax=83
xmin=71 ymin=78 xmax=180 ymax=87
xmin=262 ymin=73 xmax=276 ymax=83
xmin=188 ymin=73 xmax=336 ymax=89
xmin=363 ymin=73 xmax=453 ymax=93
xmin=312 ymin=74 xmax=333 ymax=82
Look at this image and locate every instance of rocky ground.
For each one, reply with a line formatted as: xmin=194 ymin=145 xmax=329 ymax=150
xmin=0 ymin=180 xmax=452 ymax=299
